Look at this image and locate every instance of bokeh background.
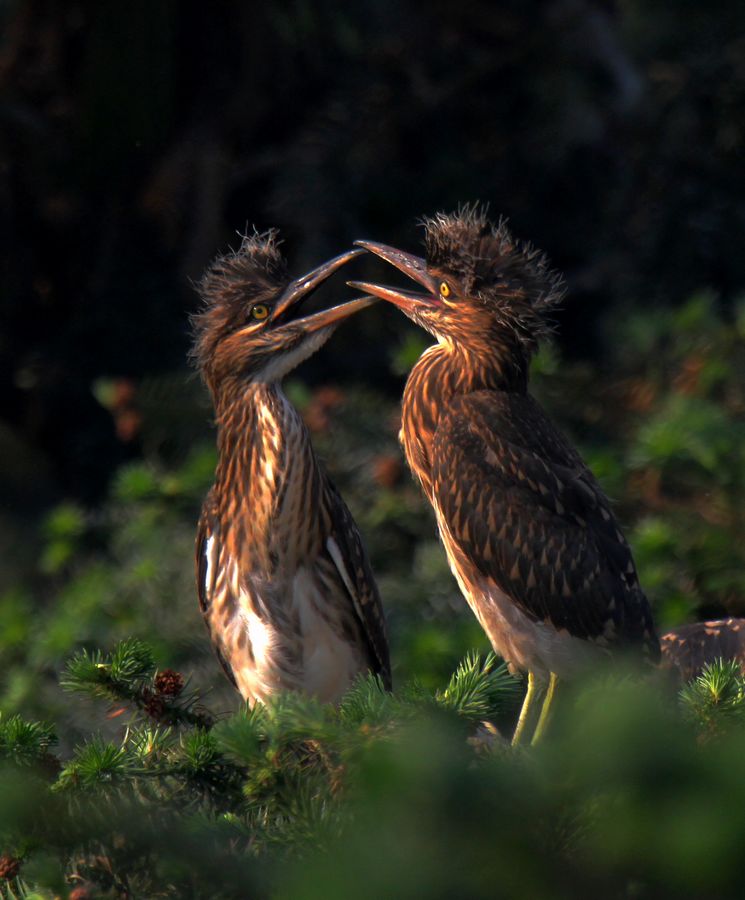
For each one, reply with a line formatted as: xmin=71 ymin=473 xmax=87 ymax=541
xmin=2 ymin=0 xmax=745 ymax=734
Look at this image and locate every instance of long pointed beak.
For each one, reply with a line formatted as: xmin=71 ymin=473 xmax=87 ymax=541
xmin=271 ymin=248 xmax=365 ymax=322
xmin=349 ymin=240 xmax=440 ymax=313
xmin=293 ymin=293 xmax=378 ymax=334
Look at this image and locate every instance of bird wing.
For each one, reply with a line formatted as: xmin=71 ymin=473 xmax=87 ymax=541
xmin=196 ymin=493 xmax=239 ymax=689
xmin=323 ymin=482 xmax=392 ymax=689
xmin=431 ymin=390 xmax=658 ymax=654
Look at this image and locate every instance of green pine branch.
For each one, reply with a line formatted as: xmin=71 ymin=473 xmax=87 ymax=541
xmin=10 ymin=638 xmax=745 ymax=898
xmin=0 ymin=714 xmax=57 ymax=768
xmin=60 ymin=638 xmax=213 ymax=729
xmin=679 ymin=658 xmax=745 ymax=738
xmin=435 ymin=650 xmax=522 ymax=721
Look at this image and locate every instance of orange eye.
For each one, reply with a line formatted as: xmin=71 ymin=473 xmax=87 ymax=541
xmin=439 ymin=281 xmax=451 ymax=298
xmin=251 ymin=304 xmax=270 ymax=321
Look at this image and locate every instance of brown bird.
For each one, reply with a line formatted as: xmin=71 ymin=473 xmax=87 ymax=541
xmin=350 ymin=207 xmax=659 ymax=743
xmin=661 ymin=618 xmax=745 ymax=683
xmin=192 ymin=231 xmax=390 ymax=705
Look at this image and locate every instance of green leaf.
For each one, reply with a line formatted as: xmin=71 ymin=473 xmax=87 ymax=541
xmin=111 ymin=463 xmax=160 ymax=502
xmin=42 ymin=503 xmax=85 ymax=541
xmin=390 ymin=333 xmax=429 ymax=376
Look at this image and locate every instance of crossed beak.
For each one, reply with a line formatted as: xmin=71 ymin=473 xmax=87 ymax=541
xmin=347 ymin=241 xmax=440 ymax=313
xmin=272 ymin=248 xmax=377 ymax=333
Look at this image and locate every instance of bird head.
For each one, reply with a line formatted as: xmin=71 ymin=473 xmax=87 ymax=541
xmin=192 ymin=230 xmax=373 ymax=396
xmin=350 ymin=206 xmax=565 ymax=367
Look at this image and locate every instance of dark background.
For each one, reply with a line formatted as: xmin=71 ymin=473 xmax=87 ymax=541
xmin=4 ymin=0 xmax=744 ymax=499
xmin=2 ymin=0 xmax=745 ymax=721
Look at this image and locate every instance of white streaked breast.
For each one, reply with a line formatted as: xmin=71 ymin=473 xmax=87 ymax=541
xmin=292 ymin=565 xmax=361 ymax=703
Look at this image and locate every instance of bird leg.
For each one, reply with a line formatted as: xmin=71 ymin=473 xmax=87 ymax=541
xmin=511 ymin=671 xmax=541 ymax=746
xmin=530 ymin=672 xmax=559 ymax=745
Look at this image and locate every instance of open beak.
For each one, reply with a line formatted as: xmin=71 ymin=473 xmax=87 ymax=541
xmin=293 ymin=292 xmax=378 ymax=333
xmin=347 ymin=240 xmax=440 ymax=314
xmin=271 ymin=248 xmax=377 ymax=333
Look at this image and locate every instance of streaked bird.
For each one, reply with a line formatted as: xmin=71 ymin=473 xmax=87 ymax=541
xmin=350 ymin=207 xmax=659 ymax=743
xmin=661 ymin=618 xmax=745 ymax=683
xmin=192 ymin=231 xmax=390 ymax=705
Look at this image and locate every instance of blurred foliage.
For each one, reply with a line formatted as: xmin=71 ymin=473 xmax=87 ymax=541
xmin=3 ymin=0 xmax=745 ymax=497
xmin=615 ymin=295 xmax=745 ymax=625
xmin=2 ymin=641 xmax=745 ymax=898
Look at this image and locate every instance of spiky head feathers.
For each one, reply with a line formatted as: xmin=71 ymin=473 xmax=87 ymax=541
xmin=422 ymin=206 xmax=565 ymax=352
xmin=191 ymin=230 xmax=288 ymax=375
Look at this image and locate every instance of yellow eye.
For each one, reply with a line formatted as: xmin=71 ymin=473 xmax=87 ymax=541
xmin=439 ymin=281 xmax=451 ymax=298
xmin=251 ymin=304 xmax=270 ymax=321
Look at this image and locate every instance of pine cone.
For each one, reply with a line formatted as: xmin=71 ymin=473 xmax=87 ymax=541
xmin=141 ymin=688 xmax=166 ymax=720
xmin=0 ymin=854 xmax=21 ymax=880
xmin=154 ymin=668 xmax=185 ymax=697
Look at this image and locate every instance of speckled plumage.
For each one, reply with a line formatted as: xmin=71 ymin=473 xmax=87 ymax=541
xmin=193 ymin=232 xmax=390 ymax=705
xmin=353 ymin=208 xmax=659 ymax=694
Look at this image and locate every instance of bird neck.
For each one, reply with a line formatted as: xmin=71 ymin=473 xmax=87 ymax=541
xmin=410 ymin=338 xmax=529 ymax=412
xmin=448 ymin=336 xmax=530 ymax=394
xmin=213 ymin=381 xmax=285 ymax=479
xmin=211 ymin=382 xmax=322 ymax=570
xmin=401 ymin=340 xmax=528 ymax=495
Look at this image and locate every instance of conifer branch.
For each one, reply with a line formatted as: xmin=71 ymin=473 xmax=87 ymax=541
xmin=435 ymin=651 xmax=521 ymax=721
xmin=679 ymin=658 xmax=745 ymax=739
xmin=60 ymin=639 xmax=214 ymax=729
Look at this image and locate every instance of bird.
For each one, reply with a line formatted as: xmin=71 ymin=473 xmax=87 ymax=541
xmin=191 ymin=230 xmax=391 ymax=706
xmin=349 ymin=206 xmax=659 ymax=744
xmin=661 ymin=618 xmax=745 ymax=683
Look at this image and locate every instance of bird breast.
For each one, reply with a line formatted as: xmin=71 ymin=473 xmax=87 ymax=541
xmin=401 ymin=344 xmax=451 ymax=495
xmin=214 ymin=553 xmax=366 ymax=705
xmin=217 ymin=387 xmax=327 ymax=573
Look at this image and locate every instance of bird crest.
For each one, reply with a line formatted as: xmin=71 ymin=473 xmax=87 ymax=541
xmin=191 ymin=230 xmax=288 ymax=371
xmin=421 ymin=204 xmax=566 ymax=348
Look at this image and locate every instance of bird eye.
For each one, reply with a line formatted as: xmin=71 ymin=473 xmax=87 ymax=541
xmin=439 ymin=281 xmax=451 ymax=298
xmin=251 ymin=304 xmax=270 ymax=321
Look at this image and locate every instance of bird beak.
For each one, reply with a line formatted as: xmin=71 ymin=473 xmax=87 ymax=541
xmin=347 ymin=240 xmax=440 ymax=313
xmin=272 ymin=248 xmax=367 ymax=323
xmin=268 ymin=247 xmax=377 ymax=333
xmin=293 ymin=292 xmax=378 ymax=333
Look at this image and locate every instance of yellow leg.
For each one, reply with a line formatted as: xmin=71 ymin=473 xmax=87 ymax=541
xmin=511 ymin=671 xmax=539 ymax=747
xmin=530 ymin=672 xmax=559 ymax=746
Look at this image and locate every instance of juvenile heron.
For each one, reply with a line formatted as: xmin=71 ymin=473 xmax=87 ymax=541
xmin=192 ymin=231 xmax=390 ymax=705
xmin=350 ymin=207 xmax=659 ymax=743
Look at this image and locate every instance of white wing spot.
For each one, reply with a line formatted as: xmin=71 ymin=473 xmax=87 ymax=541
xmin=327 ymin=537 xmax=356 ymax=599
xmin=204 ymin=534 xmax=217 ymax=596
xmin=327 ymin=535 xmax=369 ymax=623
